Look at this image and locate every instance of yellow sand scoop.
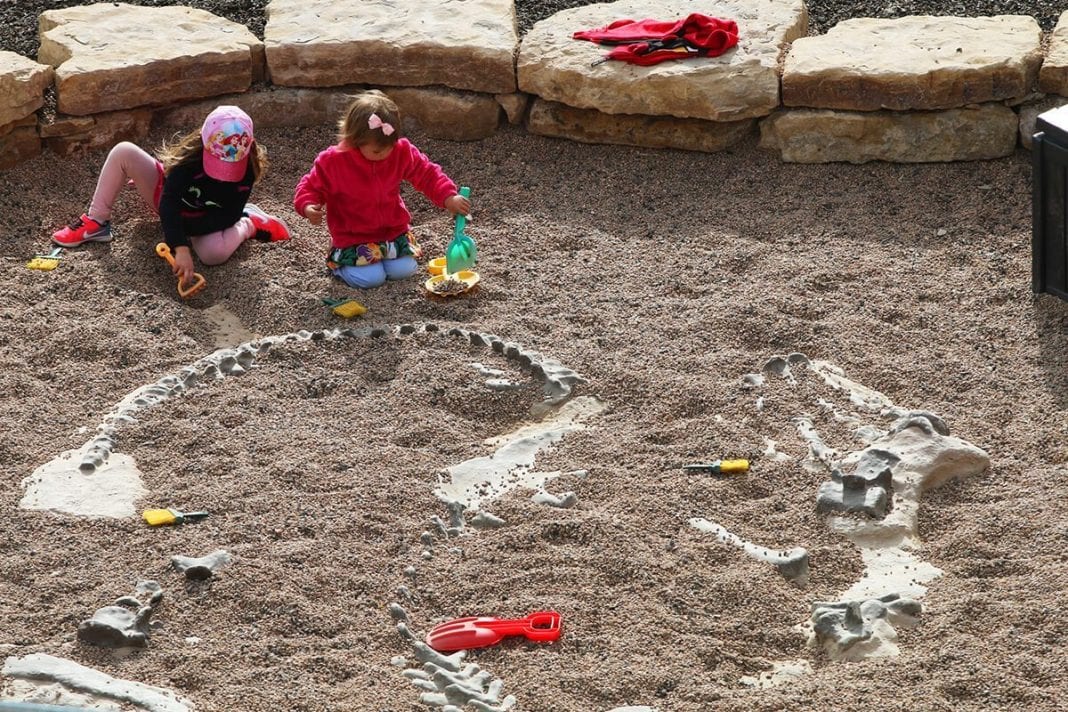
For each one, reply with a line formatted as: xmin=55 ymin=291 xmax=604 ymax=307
xmin=322 ymin=297 xmax=367 ymax=318
xmin=26 ymin=247 xmax=65 ymax=271
xmin=142 ymin=508 xmax=210 ymax=526
xmin=155 ymin=243 xmax=207 ymax=299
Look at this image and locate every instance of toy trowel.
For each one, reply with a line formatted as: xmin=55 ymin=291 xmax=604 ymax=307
xmin=445 ymin=186 xmax=476 ymax=274
xmin=426 ymin=611 xmax=562 ymax=652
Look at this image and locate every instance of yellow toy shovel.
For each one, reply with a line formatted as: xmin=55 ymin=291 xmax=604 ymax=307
xmin=155 ymin=243 xmax=207 ymax=299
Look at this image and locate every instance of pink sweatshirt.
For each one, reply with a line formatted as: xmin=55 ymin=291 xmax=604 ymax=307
xmin=293 ymin=138 xmax=458 ymax=248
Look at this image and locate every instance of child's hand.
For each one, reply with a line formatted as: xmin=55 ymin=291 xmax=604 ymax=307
xmin=303 ymin=204 xmax=325 ymax=225
xmin=444 ymin=194 xmax=471 ymax=217
xmin=173 ymin=246 xmax=195 ymax=284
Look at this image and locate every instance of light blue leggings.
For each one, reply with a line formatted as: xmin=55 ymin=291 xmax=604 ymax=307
xmin=332 ymin=256 xmax=418 ymax=289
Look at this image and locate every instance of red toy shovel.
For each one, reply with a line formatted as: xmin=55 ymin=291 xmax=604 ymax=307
xmin=426 ymin=611 xmax=562 ymax=652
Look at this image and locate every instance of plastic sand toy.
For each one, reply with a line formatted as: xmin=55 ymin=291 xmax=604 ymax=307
xmin=155 ymin=243 xmax=206 ymax=298
xmin=26 ymin=247 xmax=64 ymax=271
xmin=426 ymin=612 xmax=562 ymax=652
xmin=321 ymin=297 xmax=367 ymax=318
xmin=427 ymin=257 xmax=447 ymax=276
xmin=424 ymin=270 xmax=480 ymax=297
xmin=444 ymin=186 xmax=476 ymax=274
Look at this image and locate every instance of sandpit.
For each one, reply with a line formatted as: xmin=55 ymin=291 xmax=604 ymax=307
xmin=1 ymin=117 xmax=1066 ymax=710
xmin=2 ymin=1 xmax=1068 ymax=710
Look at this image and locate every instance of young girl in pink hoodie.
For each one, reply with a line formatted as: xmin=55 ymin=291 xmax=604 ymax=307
xmin=294 ymin=90 xmax=471 ymax=289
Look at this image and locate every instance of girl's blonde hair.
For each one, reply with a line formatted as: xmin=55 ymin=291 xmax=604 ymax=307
xmin=338 ymin=90 xmax=402 ymax=148
xmin=158 ymin=129 xmax=268 ymax=184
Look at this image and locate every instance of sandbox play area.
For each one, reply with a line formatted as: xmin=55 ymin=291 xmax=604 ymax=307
xmin=3 ymin=1 xmax=1068 ymax=712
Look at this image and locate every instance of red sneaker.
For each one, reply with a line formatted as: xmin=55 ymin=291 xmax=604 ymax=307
xmin=244 ymin=203 xmax=291 ymax=242
xmin=52 ymin=214 xmax=112 ymax=247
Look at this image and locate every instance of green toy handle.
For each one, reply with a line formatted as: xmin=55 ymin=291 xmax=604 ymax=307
xmin=453 ymin=186 xmax=471 ymax=239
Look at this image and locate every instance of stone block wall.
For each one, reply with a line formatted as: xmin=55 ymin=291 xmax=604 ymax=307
xmin=518 ymin=0 xmax=808 ymax=152
xmin=38 ymin=4 xmax=265 ymax=117
xmin=761 ymin=15 xmax=1043 ymax=163
xmin=0 ymin=51 xmax=51 ymax=169
xmin=5 ymin=1 xmax=1068 ymax=170
xmin=261 ymin=0 xmax=514 ymax=138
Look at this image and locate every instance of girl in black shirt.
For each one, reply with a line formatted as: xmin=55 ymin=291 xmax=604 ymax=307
xmin=52 ymin=105 xmax=290 ymax=285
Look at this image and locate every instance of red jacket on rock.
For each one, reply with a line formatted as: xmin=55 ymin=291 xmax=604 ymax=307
xmin=294 ymin=138 xmax=457 ymax=248
xmin=574 ymin=13 xmax=739 ymax=66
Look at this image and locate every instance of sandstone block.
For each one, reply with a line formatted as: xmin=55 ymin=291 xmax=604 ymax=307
xmin=265 ymin=0 xmax=517 ymax=94
xmin=528 ymin=98 xmax=755 ymax=153
xmin=39 ymin=3 xmax=263 ymax=116
xmin=0 ymin=126 xmax=41 ymax=170
xmin=783 ymin=15 xmax=1042 ymax=111
xmin=38 ymin=114 xmax=93 ymax=139
xmin=385 ymin=87 xmax=501 ymax=141
xmin=154 ymin=89 xmax=356 ymax=132
xmin=0 ymin=51 xmax=54 ymax=127
xmin=1 ymin=115 xmax=38 ymax=137
xmin=42 ymin=109 xmax=152 ymax=156
xmin=153 ymin=85 xmax=500 ymax=141
xmin=518 ymin=0 xmax=806 ymax=122
xmin=759 ymin=105 xmax=1019 ymax=163
xmin=1040 ymin=11 xmax=1068 ymax=96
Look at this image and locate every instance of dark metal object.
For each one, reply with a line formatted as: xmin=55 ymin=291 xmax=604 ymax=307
xmin=1032 ymin=105 xmax=1068 ymax=302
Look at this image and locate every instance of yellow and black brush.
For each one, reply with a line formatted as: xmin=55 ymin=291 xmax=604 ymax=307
xmin=142 ymin=508 xmax=210 ymax=526
xmin=322 ymin=297 xmax=367 ymax=318
xmin=26 ymin=247 xmax=65 ymax=271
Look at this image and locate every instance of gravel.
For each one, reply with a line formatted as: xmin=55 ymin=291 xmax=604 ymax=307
xmin=2 ymin=116 xmax=1067 ymax=710
xmin=1 ymin=1 xmax=1068 ymax=712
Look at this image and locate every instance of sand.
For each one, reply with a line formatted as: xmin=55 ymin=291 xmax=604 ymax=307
xmin=0 ymin=119 xmax=1067 ymax=711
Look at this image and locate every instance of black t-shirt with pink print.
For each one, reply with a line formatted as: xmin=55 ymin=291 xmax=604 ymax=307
xmin=158 ymin=157 xmax=254 ymax=250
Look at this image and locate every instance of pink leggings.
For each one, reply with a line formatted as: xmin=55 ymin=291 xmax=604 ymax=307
xmin=87 ymin=142 xmax=255 ymax=265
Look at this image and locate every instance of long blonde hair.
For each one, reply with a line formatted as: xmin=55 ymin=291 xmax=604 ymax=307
xmin=158 ymin=129 xmax=268 ymax=184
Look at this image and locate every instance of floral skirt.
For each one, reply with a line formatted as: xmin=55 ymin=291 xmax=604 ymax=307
xmin=326 ymin=231 xmax=423 ymax=268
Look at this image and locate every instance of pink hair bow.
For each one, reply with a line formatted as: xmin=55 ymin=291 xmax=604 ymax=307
xmin=368 ymin=113 xmax=394 ymax=136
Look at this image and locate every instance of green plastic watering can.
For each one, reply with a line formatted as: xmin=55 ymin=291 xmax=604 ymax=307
xmin=445 ymin=186 xmax=476 ymax=274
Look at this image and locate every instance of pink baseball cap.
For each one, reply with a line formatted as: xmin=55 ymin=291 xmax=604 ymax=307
xmin=200 ymin=105 xmax=254 ymax=182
